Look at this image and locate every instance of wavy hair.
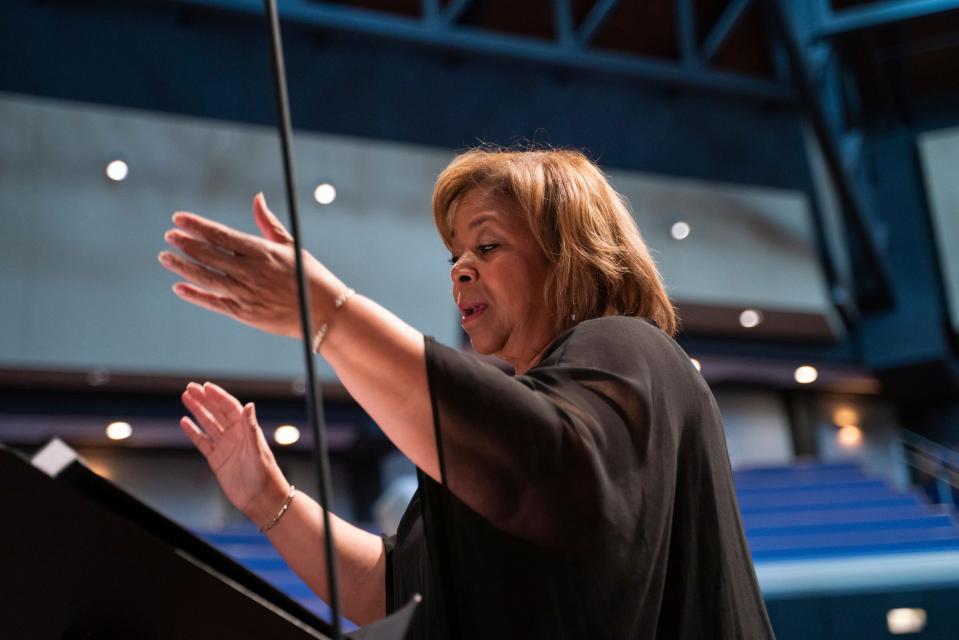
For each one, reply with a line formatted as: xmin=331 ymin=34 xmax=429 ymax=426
xmin=432 ymin=146 xmax=678 ymax=337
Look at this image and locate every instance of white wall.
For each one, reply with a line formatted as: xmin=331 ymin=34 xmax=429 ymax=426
xmin=0 ymin=92 xmax=841 ymax=382
xmin=918 ymin=126 xmax=959 ymax=335
xmin=713 ymin=390 xmax=795 ymax=468
xmin=0 ymin=92 xmax=457 ymax=382
xmin=612 ymin=170 xmax=837 ymax=315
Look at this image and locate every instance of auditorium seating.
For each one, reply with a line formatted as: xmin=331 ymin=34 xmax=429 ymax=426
xmin=735 ymin=461 xmax=959 ymax=561
xmin=195 ymin=461 xmax=959 ymax=612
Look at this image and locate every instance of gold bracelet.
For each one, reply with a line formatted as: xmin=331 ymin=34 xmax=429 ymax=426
xmin=312 ymin=288 xmax=355 ymax=353
xmin=259 ymin=484 xmax=296 ymax=534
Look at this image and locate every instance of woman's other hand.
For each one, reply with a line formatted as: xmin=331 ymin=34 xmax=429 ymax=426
xmin=159 ymin=193 xmax=342 ymax=339
xmin=179 ymin=381 xmax=289 ymax=527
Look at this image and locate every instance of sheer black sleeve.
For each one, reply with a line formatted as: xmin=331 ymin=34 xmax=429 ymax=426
xmin=422 ymin=315 xmax=705 ymax=547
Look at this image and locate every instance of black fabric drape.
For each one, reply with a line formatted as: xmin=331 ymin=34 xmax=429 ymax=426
xmin=385 ymin=316 xmax=774 ymax=639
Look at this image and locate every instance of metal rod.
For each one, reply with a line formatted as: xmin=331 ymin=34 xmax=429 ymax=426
xmin=702 ymin=0 xmax=753 ymax=63
xmin=442 ymin=0 xmax=475 ymax=24
xmin=676 ymin=0 xmax=698 ymax=67
xmin=576 ymin=0 xmax=618 ymax=46
xmin=552 ymin=0 xmax=574 ymax=48
xmin=263 ymin=1 xmax=343 ymax=637
xmin=816 ymin=0 xmax=959 ymax=38
xmin=421 ymin=0 xmax=439 ymax=23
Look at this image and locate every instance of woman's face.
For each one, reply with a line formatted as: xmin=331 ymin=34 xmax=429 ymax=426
xmin=448 ymin=189 xmax=556 ymax=373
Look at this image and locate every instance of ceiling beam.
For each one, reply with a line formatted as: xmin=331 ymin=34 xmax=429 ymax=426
xmin=441 ymin=0 xmax=475 ymax=24
xmin=815 ymin=0 xmax=959 ymax=38
xmin=676 ymin=0 xmax=699 ymax=67
xmin=702 ymin=0 xmax=754 ymax=63
xmin=552 ymin=0 xmax=575 ymax=48
xmin=171 ymin=0 xmax=793 ymax=101
xmin=575 ymin=0 xmax=618 ymax=46
xmin=764 ymin=0 xmax=895 ymax=310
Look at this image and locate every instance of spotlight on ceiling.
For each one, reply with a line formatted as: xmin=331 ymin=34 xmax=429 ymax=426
xmin=794 ymin=365 xmax=818 ymax=384
xmin=690 ymin=358 xmax=701 ymax=372
xmin=274 ymin=424 xmax=301 ymax=446
xmin=105 ymin=159 xmax=129 ymax=182
xmin=106 ymin=421 xmax=132 ymax=440
xmin=739 ymin=309 xmax=763 ymax=328
xmin=887 ymin=608 xmax=927 ymax=635
xmin=314 ymin=183 xmax=336 ymax=205
xmin=670 ymin=221 xmax=691 ymax=240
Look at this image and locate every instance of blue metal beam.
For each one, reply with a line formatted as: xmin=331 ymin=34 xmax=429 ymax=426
xmin=816 ymin=0 xmax=959 ymax=38
xmin=552 ymin=0 xmax=575 ymax=48
xmin=676 ymin=0 xmax=699 ymax=67
xmin=442 ymin=0 xmax=475 ymax=25
xmin=702 ymin=0 xmax=753 ymax=63
xmin=575 ymin=0 xmax=618 ymax=46
xmin=171 ymin=0 xmax=793 ymax=101
xmin=762 ymin=0 xmax=894 ymax=310
xmin=420 ymin=0 xmax=439 ymax=23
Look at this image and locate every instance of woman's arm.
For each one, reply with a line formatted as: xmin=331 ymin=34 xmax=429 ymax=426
xmin=260 ymin=486 xmax=387 ymax=625
xmin=161 ymin=196 xmax=620 ymax=541
xmin=160 ymin=196 xmax=443 ymax=478
xmin=178 ymin=382 xmax=386 ymax=624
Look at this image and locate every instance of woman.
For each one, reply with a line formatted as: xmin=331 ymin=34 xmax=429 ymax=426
xmin=159 ymin=148 xmax=774 ymax=639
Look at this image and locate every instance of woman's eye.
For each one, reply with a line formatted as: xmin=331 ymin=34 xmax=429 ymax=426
xmin=448 ymin=245 xmax=497 ymax=266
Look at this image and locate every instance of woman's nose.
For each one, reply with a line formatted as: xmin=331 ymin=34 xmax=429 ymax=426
xmin=450 ymin=263 xmax=476 ymax=284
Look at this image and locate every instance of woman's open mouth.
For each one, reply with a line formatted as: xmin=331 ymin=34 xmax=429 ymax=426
xmin=460 ymin=303 xmax=488 ymax=326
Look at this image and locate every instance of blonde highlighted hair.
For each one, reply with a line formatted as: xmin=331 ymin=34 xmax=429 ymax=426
xmin=432 ymin=146 xmax=678 ymax=337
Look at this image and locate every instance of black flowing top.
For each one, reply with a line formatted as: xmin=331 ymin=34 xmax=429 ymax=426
xmin=382 ymin=316 xmax=773 ymax=639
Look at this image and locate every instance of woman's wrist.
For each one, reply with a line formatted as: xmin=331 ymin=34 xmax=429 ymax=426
xmin=244 ymin=475 xmax=293 ymax=528
xmin=307 ymin=268 xmax=348 ymax=333
xmin=308 ymin=275 xmax=354 ymax=349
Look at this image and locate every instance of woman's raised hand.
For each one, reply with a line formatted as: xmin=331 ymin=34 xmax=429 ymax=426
xmin=159 ymin=193 xmax=342 ymax=339
xmin=179 ymin=381 xmax=290 ymax=526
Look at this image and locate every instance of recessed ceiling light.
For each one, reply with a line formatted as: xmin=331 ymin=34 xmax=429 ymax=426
xmin=887 ymin=608 xmax=926 ymax=634
xmin=794 ymin=365 xmax=818 ymax=384
xmin=314 ymin=183 xmax=336 ymax=205
xmin=274 ymin=424 xmax=301 ymax=446
xmin=106 ymin=421 xmax=132 ymax=440
xmin=690 ymin=358 xmax=701 ymax=371
xmin=670 ymin=221 xmax=691 ymax=240
xmin=739 ymin=309 xmax=763 ymax=328
xmin=105 ymin=159 xmax=129 ymax=182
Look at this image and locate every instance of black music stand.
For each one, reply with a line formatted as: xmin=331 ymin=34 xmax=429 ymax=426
xmin=0 ymin=440 xmax=417 ymax=640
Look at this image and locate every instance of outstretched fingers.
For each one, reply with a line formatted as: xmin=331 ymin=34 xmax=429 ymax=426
xmin=159 ymin=250 xmax=238 ymax=296
xmin=164 ymin=229 xmax=244 ymax=277
xmin=243 ymin=402 xmax=265 ymax=439
xmin=179 ymin=416 xmax=213 ymax=457
xmin=171 ymin=283 xmax=242 ymax=320
xmin=173 ymin=211 xmax=260 ymax=256
xmin=202 ymin=382 xmax=245 ymax=429
xmin=182 ymin=384 xmax=224 ymax=437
